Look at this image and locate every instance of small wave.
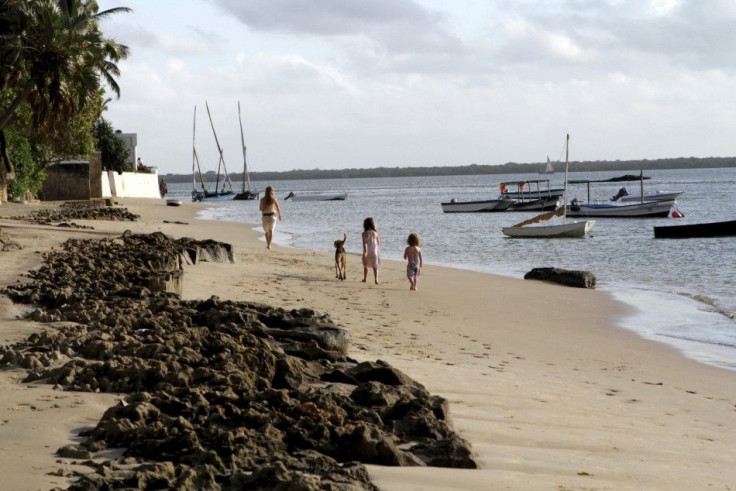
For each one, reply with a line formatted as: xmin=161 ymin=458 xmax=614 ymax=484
xmin=674 ymin=291 xmax=736 ymax=322
xmin=657 ymin=333 xmax=736 ymax=350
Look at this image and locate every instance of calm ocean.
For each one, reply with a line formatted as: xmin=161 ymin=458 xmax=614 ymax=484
xmin=168 ymin=167 xmax=736 ymax=372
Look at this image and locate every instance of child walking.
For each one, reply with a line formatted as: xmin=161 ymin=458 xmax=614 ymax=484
xmin=404 ymin=233 xmax=423 ymax=291
xmin=362 ymin=217 xmax=381 ymax=284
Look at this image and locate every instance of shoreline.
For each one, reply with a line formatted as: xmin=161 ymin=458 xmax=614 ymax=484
xmin=228 ymin=212 xmax=736 ymax=374
xmin=1 ymin=199 xmax=736 ymax=489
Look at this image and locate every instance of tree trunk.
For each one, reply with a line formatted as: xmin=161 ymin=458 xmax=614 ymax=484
xmin=0 ymin=129 xmax=12 ymax=203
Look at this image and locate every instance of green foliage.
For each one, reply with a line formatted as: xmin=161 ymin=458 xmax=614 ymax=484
xmin=94 ymin=118 xmax=130 ymax=172
xmin=5 ymin=127 xmax=45 ymax=198
xmin=0 ymin=0 xmax=130 ymax=200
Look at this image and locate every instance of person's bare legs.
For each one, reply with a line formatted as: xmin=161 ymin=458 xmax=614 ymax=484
xmin=362 ymin=266 xmax=368 ymax=282
xmin=265 ymin=231 xmax=273 ymax=249
xmin=373 ymin=268 xmax=379 ymax=285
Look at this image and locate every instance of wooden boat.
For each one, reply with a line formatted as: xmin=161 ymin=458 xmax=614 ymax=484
xmin=284 ymin=191 xmax=347 ymax=202
xmin=654 ymin=219 xmax=736 ymax=239
xmin=233 ymin=101 xmax=259 ymax=201
xmin=566 ymin=199 xmax=675 ymax=218
xmin=441 ymin=197 xmax=515 ymax=213
xmin=191 ymin=103 xmax=235 ymax=202
xmin=166 ymin=199 xmax=182 ymax=207
xmin=501 ymin=180 xmax=562 ymax=211
xmin=502 ymin=134 xmax=594 ymax=238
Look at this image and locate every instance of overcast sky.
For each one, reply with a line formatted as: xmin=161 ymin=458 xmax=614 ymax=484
xmin=97 ymin=0 xmax=736 ymax=176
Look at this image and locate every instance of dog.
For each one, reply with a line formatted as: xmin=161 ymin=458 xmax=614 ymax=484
xmin=334 ymin=233 xmax=347 ymax=280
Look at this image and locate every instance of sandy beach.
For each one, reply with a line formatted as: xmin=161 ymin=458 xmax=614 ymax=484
xmin=1 ymin=199 xmax=735 ymax=490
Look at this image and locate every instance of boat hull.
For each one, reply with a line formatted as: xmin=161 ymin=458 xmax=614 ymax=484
xmin=441 ymin=198 xmax=515 ymax=213
xmin=502 ymin=220 xmax=595 ymax=238
xmin=654 ymin=219 xmax=736 ymax=239
xmin=286 ymin=192 xmax=347 ymax=202
xmin=502 ymin=189 xmax=564 ymax=199
xmin=508 ymin=197 xmax=560 ymax=212
xmin=618 ymin=190 xmax=684 ymax=202
xmin=233 ymin=190 xmax=259 ymax=200
xmin=192 ymin=190 xmax=234 ymax=202
xmin=566 ymin=200 xmax=674 ymax=218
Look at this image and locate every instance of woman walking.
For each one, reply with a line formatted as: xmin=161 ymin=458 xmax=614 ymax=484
xmin=259 ymin=186 xmax=283 ymax=249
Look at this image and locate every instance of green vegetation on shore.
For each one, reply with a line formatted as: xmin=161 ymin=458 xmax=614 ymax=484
xmin=162 ymin=155 xmax=736 ymax=183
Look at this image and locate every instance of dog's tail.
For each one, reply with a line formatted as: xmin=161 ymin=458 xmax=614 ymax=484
xmin=343 ymin=233 xmax=346 ymax=244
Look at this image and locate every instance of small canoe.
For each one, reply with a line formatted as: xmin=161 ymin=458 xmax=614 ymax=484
xmin=284 ymin=191 xmax=347 ymax=202
xmin=166 ymin=199 xmax=183 ymax=207
xmin=653 ymin=219 xmax=736 ymax=239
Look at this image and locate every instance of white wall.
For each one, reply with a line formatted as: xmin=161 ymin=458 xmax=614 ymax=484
xmin=101 ymin=170 xmax=161 ymax=199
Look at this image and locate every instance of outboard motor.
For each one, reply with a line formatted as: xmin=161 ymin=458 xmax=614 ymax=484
xmin=611 ymin=187 xmax=628 ymax=201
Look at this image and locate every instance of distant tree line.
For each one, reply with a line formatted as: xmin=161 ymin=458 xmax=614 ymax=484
xmin=162 ymin=156 xmax=736 ymax=184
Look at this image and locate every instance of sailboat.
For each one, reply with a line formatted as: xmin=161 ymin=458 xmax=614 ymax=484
xmin=191 ymin=102 xmax=234 ymax=201
xmin=502 ymin=134 xmax=594 ymax=238
xmin=538 ymin=156 xmax=555 ymax=175
xmin=233 ymin=101 xmax=259 ymax=201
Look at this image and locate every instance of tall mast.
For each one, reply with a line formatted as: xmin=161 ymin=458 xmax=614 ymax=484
xmin=192 ymin=106 xmax=207 ymax=192
xmin=562 ymin=133 xmax=570 ymax=222
xmin=238 ymin=101 xmax=252 ymax=193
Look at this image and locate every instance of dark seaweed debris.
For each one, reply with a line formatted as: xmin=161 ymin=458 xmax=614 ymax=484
xmin=0 ymin=230 xmax=475 ymax=490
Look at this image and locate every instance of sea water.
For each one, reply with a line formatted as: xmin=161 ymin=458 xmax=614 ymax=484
xmin=168 ymin=167 xmax=736 ymax=371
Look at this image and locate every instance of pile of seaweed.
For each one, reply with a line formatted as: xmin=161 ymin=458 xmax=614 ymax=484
xmin=0 ymin=230 xmax=475 ymax=490
xmin=4 ymin=202 xmax=139 ymax=228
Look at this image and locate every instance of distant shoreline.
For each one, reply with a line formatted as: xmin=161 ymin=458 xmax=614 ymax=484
xmin=162 ymin=156 xmax=736 ymax=183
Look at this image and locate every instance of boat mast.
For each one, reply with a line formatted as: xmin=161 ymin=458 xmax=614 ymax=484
xmin=192 ymin=106 xmax=207 ymax=192
xmin=205 ymin=101 xmax=233 ymax=195
xmin=238 ymin=101 xmax=252 ymax=194
xmin=562 ymin=133 xmax=570 ymax=222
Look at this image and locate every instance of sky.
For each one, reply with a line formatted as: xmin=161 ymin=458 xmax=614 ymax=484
xmin=97 ymin=0 xmax=736 ymax=176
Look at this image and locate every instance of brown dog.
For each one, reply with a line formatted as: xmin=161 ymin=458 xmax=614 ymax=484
xmin=334 ymin=233 xmax=346 ymax=280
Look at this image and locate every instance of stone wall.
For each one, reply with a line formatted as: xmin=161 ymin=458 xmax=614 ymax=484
xmin=39 ymin=161 xmax=92 ymax=201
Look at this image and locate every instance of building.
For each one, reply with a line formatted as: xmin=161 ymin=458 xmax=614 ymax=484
xmin=115 ymin=131 xmax=137 ymax=168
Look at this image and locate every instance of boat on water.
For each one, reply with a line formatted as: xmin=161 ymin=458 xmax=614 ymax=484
xmin=566 ymin=172 xmax=679 ymax=218
xmin=654 ymin=219 xmax=736 ymax=239
xmin=610 ymin=187 xmax=684 ymax=203
xmin=566 ymin=199 xmax=676 ymax=218
xmin=441 ymin=197 xmax=515 ymax=213
xmin=501 ymin=179 xmax=562 ymax=212
xmin=233 ymin=101 xmax=259 ymax=201
xmin=284 ymin=191 xmax=348 ymax=202
xmin=502 ymin=134 xmax=594 ymax=238
xmin=191 ymin=102 xmax=235 ymax=202
xmin=538 ymin=156 xmax=556 ymax=175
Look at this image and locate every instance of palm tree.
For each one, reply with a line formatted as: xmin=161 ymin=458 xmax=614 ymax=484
xmin=0 ymin=0 xmax=130 ymax=201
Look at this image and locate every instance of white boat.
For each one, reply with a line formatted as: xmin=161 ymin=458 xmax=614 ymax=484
xmin=503 ymin=215 xmax=595 ymax=238
xmin=566 ymin=199 xmax=676 ymax=218
xmin=233 ymin=101 xmax=259 ymax=201
xmin=284 ymin=191 xmax=347 ymax=202
xmin=502 ymin=134 xmax=594 ymax=239
xmin=611 ymin=187 xmax=684 ymax=202
xmin=441 ymin=197 xmax=515 ymax=213
xmin=538 ymin=155 xmax=555 ymax=175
